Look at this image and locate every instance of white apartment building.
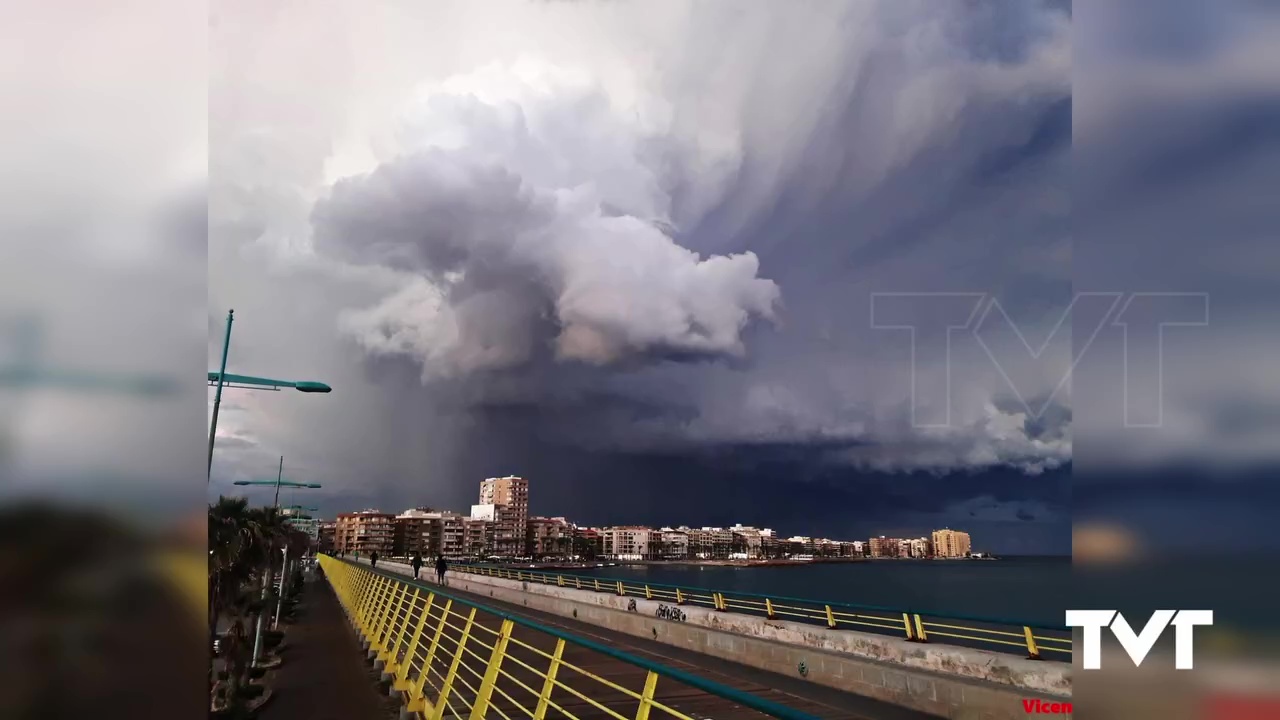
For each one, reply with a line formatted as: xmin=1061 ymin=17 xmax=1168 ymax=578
xmin=657 ymin=528 xmax=689 ymax=559
xmin=909 ymin=537 xmax=931 ymax=559
xmin=602 ymin=527 xmax=651 ymax=560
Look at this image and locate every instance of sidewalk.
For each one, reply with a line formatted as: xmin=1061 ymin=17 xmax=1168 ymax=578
xmin=258 ymin=572 xmax=398 ymax=720
xmin=352 ymin=557 xmax=935 ymax=720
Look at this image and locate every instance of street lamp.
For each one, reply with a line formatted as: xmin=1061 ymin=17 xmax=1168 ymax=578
xmin=207 ymin=309 xmax=333 ymax=481
xmin=232 ymin=455 xmax=324 ymax=669
xmin=232 ymin=457 xmax=322 ymax=507
xmin=233 ymin=481 xmax=322 ymax=488
xmin=273 ymin=547 xmax=289 ymax=629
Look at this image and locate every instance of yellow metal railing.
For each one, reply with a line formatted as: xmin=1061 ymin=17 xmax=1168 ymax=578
xmin=319 ymin=556 xmax=820 ymax=720
xmin=452 ymin=563 xmax=1071 ymax=661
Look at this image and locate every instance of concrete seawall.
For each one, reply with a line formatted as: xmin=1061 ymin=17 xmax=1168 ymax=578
xmin=365 ymin=559 xmax=1070 ymax=720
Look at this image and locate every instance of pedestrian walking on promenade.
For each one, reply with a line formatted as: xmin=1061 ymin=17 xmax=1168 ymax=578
xmin=435 ymin=555 xmax=448 ymax=585
xmin=370 ymin=550 xmax=378 ymax=568
xmin=412 ymin=552 xmax=423 ymax=579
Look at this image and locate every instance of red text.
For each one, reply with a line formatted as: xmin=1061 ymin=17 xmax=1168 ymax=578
xmin=1023 ymin=699 xmax=1072 ymax=714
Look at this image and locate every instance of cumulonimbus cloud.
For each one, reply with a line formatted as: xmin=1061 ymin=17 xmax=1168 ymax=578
xmin=315 ymin=60 xmax=780 ymax=378
xmin=211 ymin=0 xmax=1088 ymax=493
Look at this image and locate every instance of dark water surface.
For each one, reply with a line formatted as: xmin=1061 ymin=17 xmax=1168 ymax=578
xmin=570 ymin=557 xmax=1070 ymax=626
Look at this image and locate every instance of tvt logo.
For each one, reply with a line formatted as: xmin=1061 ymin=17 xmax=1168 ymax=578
xmin=1066 ymin=610 xmax=1213 ymax=669
xmin=871 ymin=292 xmax=1209 ymax=428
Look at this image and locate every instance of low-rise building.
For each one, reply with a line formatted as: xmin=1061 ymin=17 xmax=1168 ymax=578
xmin=710 ymin=527 xmax=734 ymax=558
xmin=462 ymin=518 xmax=490 ymax=559
xmin=527 ymin=516 xmax=573 ymax=557
xmin=281 ymin=507 xmax=321 ymax=547
xmin=730 ymin=524 xmax=767 ymax=559
xmin=336 ymin=510 xmax=395 ymax=556
xmin=909 ymin=537 xmax=931 ymax=558
xmin=573 ymin=526 xmax=603 ymax=559
xmin=760 ymin=532 xmax=780 ymax=559
xmin=602 ymin=526 xmax=651 ymax=560
xmin=286 ymin=516 xmax=321 ymax=544
xmin=318 ymin=522 xmax=336 ymax=554
xmin=784 ymin=535 xmax=816 ymax=556
xmin=681 ymin=527 xmax=713 ymax=558
xmin=656 ymin=528 xmax=689 ymax=559
xmin=394 ymin=508 xmax=468 ymax=558
xmin=869 ymin=535 xmax=903 ymax=558
xmin=471 ymin=503 xmax=526 ymax=557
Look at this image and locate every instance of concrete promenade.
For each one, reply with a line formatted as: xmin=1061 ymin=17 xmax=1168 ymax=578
xmin=357 ymin=557 xmax=1069 ymax=720
xmin=350 ymin=558 xmax=939 ymax=720
xmin=259 ymin=571 xmax=398 ymax=720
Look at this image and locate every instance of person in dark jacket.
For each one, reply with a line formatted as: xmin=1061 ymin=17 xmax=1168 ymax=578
xmin=411 ymin=552 xmax=423 ymax=579
xmin=370 ymin=550 xmax=378 ymax=568
xmin=435 ymin=555 xmax=447 ymax=585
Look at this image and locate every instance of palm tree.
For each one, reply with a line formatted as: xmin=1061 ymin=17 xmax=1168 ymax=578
xmin=209 ymin=497 xmax=263 ymax=712
xmin=209 ymin=497 xmax=257 ymax=639
xmin=208 ymin=498 xmax=297 ymax=713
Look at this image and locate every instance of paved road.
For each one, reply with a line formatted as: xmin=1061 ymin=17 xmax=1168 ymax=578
xmin=354 ymin=559 xmax=940 ymax=720
xmin=259 ymin=573 xmax=399 ymax=720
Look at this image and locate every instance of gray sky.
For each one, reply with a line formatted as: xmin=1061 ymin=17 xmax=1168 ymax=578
xmin=200 ymin=1 xmax=1279 ymax=553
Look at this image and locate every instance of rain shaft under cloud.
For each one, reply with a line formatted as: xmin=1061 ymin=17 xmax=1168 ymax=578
xmin=209 ymin=0 xmax=1082 ymax=549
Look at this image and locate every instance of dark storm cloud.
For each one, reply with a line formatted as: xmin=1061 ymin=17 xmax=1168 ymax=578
xmin=211 ymin=1 xmax=1082 ymax=552
xmin=314 ymin=148 xmax=780 ymax=375
xmin=1072 ymin=2 xmax=1280 ymax=470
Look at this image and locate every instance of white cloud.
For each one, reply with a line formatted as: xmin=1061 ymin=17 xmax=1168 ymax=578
xmin=207 ymin=0 xmax=1086 ymax=494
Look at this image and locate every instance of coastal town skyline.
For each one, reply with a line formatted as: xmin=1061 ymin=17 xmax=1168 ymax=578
xmin=245 ymin=464 xmax=1071 ymax=555
xmin=294 ymin=475 xmax=991 ymax=561
xmin=321 ymin=506 xmax=981 ymax=559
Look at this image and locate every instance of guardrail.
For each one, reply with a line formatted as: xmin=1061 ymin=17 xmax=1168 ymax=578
xmin=319 ymin=555 xmax=820 ymax=720
xmin=451 ymin=563 xmax=1071 ymax=661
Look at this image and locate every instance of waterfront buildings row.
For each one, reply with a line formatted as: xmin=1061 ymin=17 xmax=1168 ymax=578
xmin=865 ymin=529 xmax=972 ymax=559
xmin=332 ymin=476 xmax=537 ymax=559
xmin=324 ymin=474 xmax=975 ymax=560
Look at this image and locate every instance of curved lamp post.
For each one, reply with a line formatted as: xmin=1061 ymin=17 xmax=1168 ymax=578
xmin=207 ymin=309 xmax=332 ymax=481
xmin=232 ymin=457 xmax=322 ymax=508
xmin=231 ymin=454 xmax=323 ymax=509
xmin=237 ymin=462 xmax=323 ymax=664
